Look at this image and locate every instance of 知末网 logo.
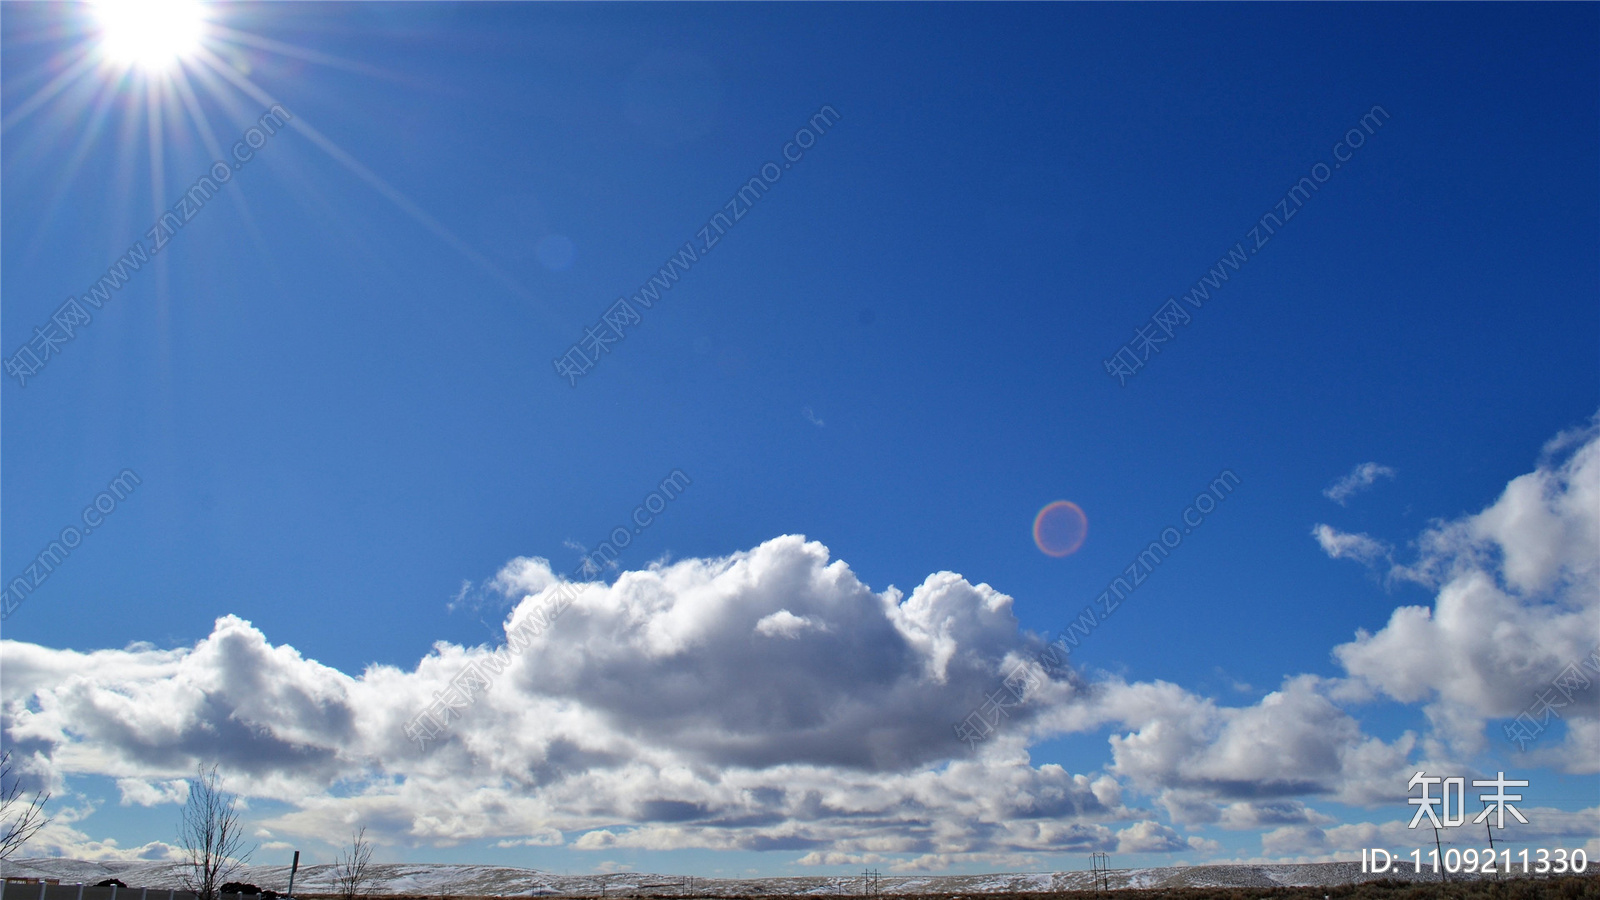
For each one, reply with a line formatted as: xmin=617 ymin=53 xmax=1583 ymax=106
xmin=1408 ymin=770 xmax=1529 ymax=829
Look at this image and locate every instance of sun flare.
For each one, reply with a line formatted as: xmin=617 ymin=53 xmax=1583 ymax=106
xmin=92 ymin=0 xmax=206 ymax=72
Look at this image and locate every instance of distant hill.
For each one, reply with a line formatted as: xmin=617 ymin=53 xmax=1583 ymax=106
xmin=0 ymin=858 xmax=1461 ymax=895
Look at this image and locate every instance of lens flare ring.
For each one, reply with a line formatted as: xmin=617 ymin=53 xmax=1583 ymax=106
xmin=1033 ymin=500 xmax=1088 ymax=557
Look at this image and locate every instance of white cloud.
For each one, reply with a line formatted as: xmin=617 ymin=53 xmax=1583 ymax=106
xmin=1335 ymin=416 xmax=1600 ymax=768
xmin=5 ymin=418 xmax=1595 ymax=866
xmin=754 ymin=609 xmax=829 ymax=639
xmin=496 ymin=828 xmax=565 ymax=848
xmin=7 ymin=794 xmax=183 ymax=861
xmin=1102 ymin=416 xmax=1600 ymax=825
xmin=445 ymin=580 xmax=475 ymax=614
xmin=0 ymin=536 xmax=1131 ymax=864
xmin=1260 ymin=805 xmax=1600 ymax=858
xmin=1114 ymin=820 xmax=1187 ymax=853
xmin=1311 ymin=524 xmax=1393 ymax=568
xmin=116 ymin=778 xmax=190 ymax=807
xmin=1216 ymin=800 xmax=1336 ymax=830
xmin=1323 ymin=463 xmax=1396 ymax=505
xmin=573 ymin=830 xmax=618 ymax=850
xmin=1066 ymin=675 xmax=1417 ymax=813
xmin=794 ymin=851 xmax=888 ymax=867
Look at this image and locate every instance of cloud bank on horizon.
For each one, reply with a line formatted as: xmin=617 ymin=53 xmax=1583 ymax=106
xmin=3 ymin=417 xmax=1597 ymax=870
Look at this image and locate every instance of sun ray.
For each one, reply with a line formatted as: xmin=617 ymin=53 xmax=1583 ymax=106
xmin=1 ymin=46 xmax=102 ymax=131
xmin=146 ymin=80 xmax=167 ymax=223
xmin=167 ymin=57 xmax=285 ymax=309
xmin=207 ymin=24 xmax=424 ymax=88
xmin=5 ymin=52 xmax=114 ymax=178
xmin=170 ymin=60 xmax=240 ymax=162
xmin=18 ymin=76 xmax=127 ymax=262
xmin=9 ymin=0 xmax=564 ymax=361
xmin=189 ymin=44 xmax=549 ymax=316
xmin=146 ymin=75 xmax=179 ymax=354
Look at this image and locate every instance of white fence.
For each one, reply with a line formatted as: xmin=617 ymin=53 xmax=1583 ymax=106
xmin=0 ymin=883 xmax=201 ymax=900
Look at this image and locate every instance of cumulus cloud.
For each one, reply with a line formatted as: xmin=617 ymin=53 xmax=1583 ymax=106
xmin=795 ymin=851 xmax=889 ymax=867
xmin=7 ymin=793 xmax=183 ymax=861
xmin=754 ymin=609 xmax=829 ymax=639
xmin=1216 ymin=800 xmax=1336 ymax=830
xmin=1260 ymin=805 xmax=1600 ymax=859
xmin=1311 ymin=524 xmax=1393 ymax=568
xmin=1323 ymin=463 xmax=1396 ymax=505
xmin=5 ymin=419 xmax=1596 ymax=867
xmin=1050 ymin=675 xmax=1416 ymax=814
xmin=963 ymin=419 xmax=1584 ymax=851
xmin=0 ymin=536 xmax=1131 ymax=864
xmin=1031 ymin=416 xmax=1600 ymax=826
xmin=1113 ymin=820 xmax=1187 ymax=853
xmin=1335 ymin=415 xmax=1600 ymax=768
xmin=495 ymin=828 xmax=565 ymax=848
xmin=116 ymin=778 xmax=190 ymax=807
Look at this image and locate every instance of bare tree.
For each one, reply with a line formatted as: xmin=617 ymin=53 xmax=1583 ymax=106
xmin=178 ymin=764 xmax=255 ymax=900
xmin=0 ymin=750 xmax=51 ymax=859
xmin=334 ymin=826 xmax=374 ymax=900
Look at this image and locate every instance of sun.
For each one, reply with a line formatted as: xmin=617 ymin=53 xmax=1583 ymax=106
xmin=92 ymin=0 xmax=207 ymax=73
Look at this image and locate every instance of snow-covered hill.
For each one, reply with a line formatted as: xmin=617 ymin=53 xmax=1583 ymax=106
xmin=0 ymin=858 xmax=1461 ymax=895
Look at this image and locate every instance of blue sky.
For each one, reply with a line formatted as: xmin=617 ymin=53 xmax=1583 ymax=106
xmin=2 ymin=0 xmax=1597 ymax=879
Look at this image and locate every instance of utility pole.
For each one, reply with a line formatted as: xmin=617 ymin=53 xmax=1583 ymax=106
xmin=286 ymin=852 xmax=300 ymax=900
xmin=1483 ymin=800 xmax=1498 ymax=879
xmin=1089 ymin=852 xmax=1110 ymax=896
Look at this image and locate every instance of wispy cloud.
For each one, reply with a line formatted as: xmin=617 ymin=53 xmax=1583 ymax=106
xmin=445 ymin=579 xmax=475 ymax=613
xmin=1310 ymin=524 xmax=1392 ymax=568
xmin=1322 ymin=462 xmax=1395 ymax=505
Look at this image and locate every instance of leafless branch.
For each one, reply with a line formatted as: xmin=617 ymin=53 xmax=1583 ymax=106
xmin=334 ymin=826 xmax=374 ymax=900
xmin=178 ymin=764 xmax=255 ymax=900
xmin=0 ymin=750 xmax=51 ymax=860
